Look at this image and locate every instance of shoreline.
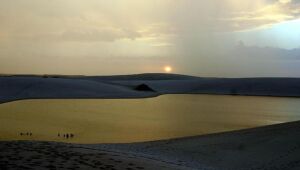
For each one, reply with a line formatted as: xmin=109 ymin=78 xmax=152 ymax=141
xmin=2 ymin=92 xmax=300 ymax=105
xmin=1 ymin=121 xmax=300 ymax=169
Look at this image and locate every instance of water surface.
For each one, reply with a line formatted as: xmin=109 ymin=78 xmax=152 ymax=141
xmin=0 ymin=94 xmax=299 ymax=143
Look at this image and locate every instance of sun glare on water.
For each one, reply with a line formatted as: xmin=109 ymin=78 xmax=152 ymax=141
xmin=164 ymin=66 xmax=172 ymax=73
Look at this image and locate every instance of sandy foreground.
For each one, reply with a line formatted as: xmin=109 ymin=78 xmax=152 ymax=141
xmin=1 ymin=121 xmax=300 ymax=170
xmin=0 ymin=141 xmax=186 ymax=170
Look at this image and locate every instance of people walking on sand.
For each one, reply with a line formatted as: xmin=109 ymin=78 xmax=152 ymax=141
xmin=19 ymin=132 xmax=33 ymax=136
xmin=58 ymin=133 xmax=75 ymax=139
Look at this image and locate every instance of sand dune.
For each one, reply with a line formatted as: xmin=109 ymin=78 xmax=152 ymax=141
xmin=1 ymin=121 xmax=300 ymax=170
xmin=0 ymin=76 xmax=158 ymax=103
xmin=93 ymin=121 xmax=300 ymax=170
xmin=2 ymin=74 xmax=300 ymax=103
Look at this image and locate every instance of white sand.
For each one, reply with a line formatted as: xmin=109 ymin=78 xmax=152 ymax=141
xmin=91 ymin=121 xmax=300 ymax=170
xmin=2 ymin=74 xmax=300 ymax=103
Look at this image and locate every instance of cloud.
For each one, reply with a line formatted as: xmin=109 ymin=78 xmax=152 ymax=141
xmin=0 ymin=0 xmax=168 ymax=43
xmin=221 ymin=0 xmax=300 ymax=31
xmin=1 ymin=0 xmax=300 ymax=76
xmin=1 ymin=0 xmax=299 ymax=43
xmin=278 ymin=0 xmax=292 ymax=4
xmin=233 ymin=43 xmax=300 ymax=60
xmin=60 ymin=28 xmax=141 ymax=42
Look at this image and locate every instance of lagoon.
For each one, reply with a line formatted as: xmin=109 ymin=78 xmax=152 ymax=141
xmin=0 ymin=94 xmax=300 ymax=143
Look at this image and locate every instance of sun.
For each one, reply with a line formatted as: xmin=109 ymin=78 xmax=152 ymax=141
xmin=164 ymin=66 xmax=172 ymax=73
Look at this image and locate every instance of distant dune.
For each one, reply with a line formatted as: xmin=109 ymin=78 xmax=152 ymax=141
xmin=1 ymin=73 xmax=300 ymax=103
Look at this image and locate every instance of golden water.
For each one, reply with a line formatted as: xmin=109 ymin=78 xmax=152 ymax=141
xmin=0 ymin=94 xmax=299 ymax=143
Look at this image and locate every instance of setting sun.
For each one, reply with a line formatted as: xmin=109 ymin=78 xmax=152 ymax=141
xmin=164 ymin=66 xmax=172 ymax=73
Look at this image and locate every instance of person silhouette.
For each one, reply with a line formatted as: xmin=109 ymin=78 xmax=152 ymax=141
xmin=66 ymin=134 xmax=69 ymax=139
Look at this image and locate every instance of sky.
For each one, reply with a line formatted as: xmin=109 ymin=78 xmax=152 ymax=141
xmin=0 ymin=0 xmax=300 ymax=77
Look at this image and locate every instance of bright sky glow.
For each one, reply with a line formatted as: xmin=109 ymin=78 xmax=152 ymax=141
xmin=0 ymin=0 xmax=300 ymax=77
xmin=164 ymin=66 xmax=172 ymax=73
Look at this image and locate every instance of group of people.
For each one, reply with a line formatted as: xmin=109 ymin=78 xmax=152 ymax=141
xmin=58 ymin=133 xmax=74 ymax=139
xmin=20 ymin=132 xmax=74 ymax=139
xmin=19 ymin=132 xmax=32 ymax=136
xmin=18 ymin=132 xmax=75 ymax=139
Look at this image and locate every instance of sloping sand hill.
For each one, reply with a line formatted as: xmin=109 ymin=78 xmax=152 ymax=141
xmin=0 ymin=76 xmax=159 ymax=103
xmin=93 ymin=121 xmax=300 ymax=170
xmin=2 ymin=74 xmax=300 ymax=104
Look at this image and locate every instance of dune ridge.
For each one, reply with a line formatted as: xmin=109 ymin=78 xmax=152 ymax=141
xmin=1 ymin=73 xmax=300 ymax=103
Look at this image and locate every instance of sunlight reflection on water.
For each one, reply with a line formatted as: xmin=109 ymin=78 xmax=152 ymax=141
xmin=0 ymin=94 xmax=299 ymax=143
